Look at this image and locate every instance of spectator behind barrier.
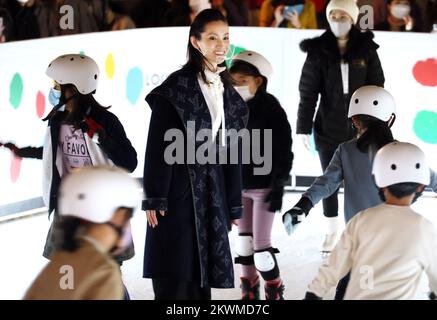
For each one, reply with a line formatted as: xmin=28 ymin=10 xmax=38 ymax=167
xmin=259 ymin=0 xmax=318 ymax=29
xmin=212 ymin=0 xmax=250 ymax=25
xmin=164 ymin=0 xmax=211 ymax=26
xmin=375 ymin=0 xmax=424 ymax=31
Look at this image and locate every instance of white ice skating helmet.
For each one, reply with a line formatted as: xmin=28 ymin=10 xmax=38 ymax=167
xmin=231 ymin=50 xmax=273 ymax=80
xmin=348 ymin=85 xmax=396 ymax=122
xmin=46 ymin=54 xmax=100 ymax=95
xmin=58 ymin=166 xmax=143 ymax=223
xmin=372 ymin=141 xmax=430 ymax=188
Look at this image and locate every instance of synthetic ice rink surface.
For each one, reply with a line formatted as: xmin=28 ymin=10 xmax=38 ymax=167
xmin=1 ymin=192 xmax=436 ymax=300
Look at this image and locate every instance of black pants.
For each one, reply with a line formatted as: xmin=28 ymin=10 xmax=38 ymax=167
xmin=317 ymin=149 xmax=339 ymax=218
xmin=152 ymin=279 xmax=211 ymax=300
xmin=334 ymin=273 xmax=350 ymax=300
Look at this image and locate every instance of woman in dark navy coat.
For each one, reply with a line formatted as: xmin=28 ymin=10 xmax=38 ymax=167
xmin=142 ymin=9 xmax=249 ymax=300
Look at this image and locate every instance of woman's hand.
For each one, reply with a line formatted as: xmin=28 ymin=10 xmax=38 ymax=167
xmin=272 ymin=5 xmax=285 ymax=27
xmin=231 ymin=219 xmax=239 ymax=226
xmin=403 ymin=15 xmax=414 ymax=31
xmin=285 ymin=10 xmax=301 ymax=28
xmin=146 ymin=210 xmax=166 ymax=228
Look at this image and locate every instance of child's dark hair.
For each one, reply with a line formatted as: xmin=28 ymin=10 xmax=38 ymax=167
xmin=58 ymin=217 xmax=83 ymax=252
xmin=43 ymin=84 xmax=110 ymax=127
xmin=355 ymin=115 xmax=394 ymax=153
xmin=378 ymin=182 xmax=423 ymax=203
xmin=229 ymin=60 xmax=268 ymax=92
xmin=59 ymin=207 xmax=134 ymax=252
xmin=183 ymin=8 xmax=232 ymax=87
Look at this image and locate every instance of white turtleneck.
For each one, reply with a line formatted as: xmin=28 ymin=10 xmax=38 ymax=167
xmin=197 ymin=68 xmax=226 ymax=146
xmin=338 ymin=38 xmax=349 ymax=95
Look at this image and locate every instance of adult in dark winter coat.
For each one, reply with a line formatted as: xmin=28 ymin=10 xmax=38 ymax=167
xmin=229 ymin=51 xmax=293 ymax=300
xmin=142 ymin=9 xmax=249 ymax=300
xmin=296 ymin=0 xmax=385 ymax=254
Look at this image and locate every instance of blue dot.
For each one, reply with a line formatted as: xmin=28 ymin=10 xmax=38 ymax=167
xmin=126 ymin=67 xmax=144 ymax=105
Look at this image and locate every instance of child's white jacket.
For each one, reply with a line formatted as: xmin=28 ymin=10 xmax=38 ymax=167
xmin=308 ymin=203 xmax=437 ymax=299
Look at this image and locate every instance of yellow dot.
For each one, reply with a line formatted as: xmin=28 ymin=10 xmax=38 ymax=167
xmin=105 ymin=53 xmax=115 ymax=79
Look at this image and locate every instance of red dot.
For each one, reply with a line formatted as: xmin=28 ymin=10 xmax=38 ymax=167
xmin=36 ymin=91 xmax=46 ymax=118
xmin=412 ymin=58 xmax=437 ymax=87
xmin=10 ymin=154 xmax=22 ymax=183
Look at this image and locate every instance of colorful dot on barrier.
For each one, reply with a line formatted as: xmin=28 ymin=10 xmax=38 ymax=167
xmin=10 ymin=154 xmax=21 ymax=183
xmin=226 ymin=44 xmax=247 ymax=68
xmin=126 ymin=67 xmax=143 ymax=105
xmin=412 ymin=58 xmax=437 ymax=87
xmin=105 ymin=53 xmax=115 ymax=79
xmin=9 ymin=73 xmax=23 ymax=109
xmin=36 ymin=91 xmax=45 ymax=118
xmin=413 ymin=110 xmax=437 ymax=144
xmin=79 ymin=51 xmax=85 ymax=56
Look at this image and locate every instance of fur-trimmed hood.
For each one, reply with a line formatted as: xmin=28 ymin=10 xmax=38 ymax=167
xmin=300 ymin=27 xmax=379 ymax=60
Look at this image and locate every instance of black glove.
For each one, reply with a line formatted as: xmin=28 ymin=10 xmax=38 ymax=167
xmin=264 ymin=187 xmax=284 ymax=212
xmin=3 ymin=142 xmax=25 ymax=157
xmin=282 ymin=197 xmax=313 ymax=236
xmin=3 ymin=142 xmax=19 ymax=153
xmin=282 ymin=206 xmax=305 ymax=235
xmin=303 ymin=292 xmax=322 ymax=300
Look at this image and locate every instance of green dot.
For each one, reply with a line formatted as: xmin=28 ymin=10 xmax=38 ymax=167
xmin=226 ymin=45 xmax=247 ymax=68
xmin=9 ymin=73 xmax=23 ymax=109
xmin=413 ymin=110 xmax=437 ymax=144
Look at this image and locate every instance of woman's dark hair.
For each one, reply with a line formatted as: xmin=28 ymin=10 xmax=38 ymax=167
xmin=61 ymin=84 xmax=110 ymax=129
xmin=183 ymin=8 xmax=232 ymax=86
xmin=229 ymin=60 xmax=268 ymax=92
xmin=43 ymin=84 xmax=110 ymax=127
xmin=355 ymin=115 xmax=394 ymax=153
xmin=58 ymin=217 xmax=83 ymax=252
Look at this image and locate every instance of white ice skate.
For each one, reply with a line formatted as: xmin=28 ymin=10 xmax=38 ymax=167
xmin=320 ymin=216 xmax=339 ymax=258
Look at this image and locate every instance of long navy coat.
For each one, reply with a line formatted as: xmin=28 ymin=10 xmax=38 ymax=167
xmin=142 ymin=68 xmax=249 ymax=288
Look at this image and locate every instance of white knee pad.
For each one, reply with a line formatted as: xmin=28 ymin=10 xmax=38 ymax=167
xmin=236 ymin=234 xmax=254 ymax=257
xmin=235 ymin=233 xmax=254 ymax=265
xmin=254 ymin=247 xmax=280 ymax=281
xmin=254 ymin=251 xmax=275 ymax=272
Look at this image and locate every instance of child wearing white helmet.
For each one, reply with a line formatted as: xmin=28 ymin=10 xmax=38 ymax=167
xmin=5 ymin=54 xmax=137 ymax=265
xmin=24 ymin=166 xmax=142 ymax=300
xmin=284 ymin=85 xmax=437 ymax=299
xmin=304 ymin=142 xmax=437 ymax=300
xmin=229 ymin=50 xmax=293 ymax=300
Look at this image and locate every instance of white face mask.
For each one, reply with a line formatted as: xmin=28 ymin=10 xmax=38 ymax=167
xmin=190 ymin=0 xmax=211 ymax=13
xmin=390 ymin=4 xmax=411 ymax=19
xmin=234 ymin=86 xmax=255 ymax=102
xmin=329 ymin=20 xmax=352 ymax=38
